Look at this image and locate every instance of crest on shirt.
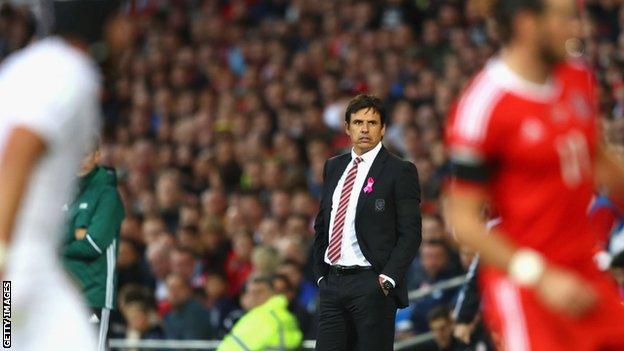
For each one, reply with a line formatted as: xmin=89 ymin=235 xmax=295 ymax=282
xmin=520 ymin=118 xmax=545 ymax=143
xmin=375 ymin=199 xmax=385 ymax=212
xmin=79 ymin=203 xmax=88 ymax=210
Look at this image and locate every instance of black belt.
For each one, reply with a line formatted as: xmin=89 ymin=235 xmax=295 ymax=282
xmin=328 ymin=265 xmax=373 ymax=276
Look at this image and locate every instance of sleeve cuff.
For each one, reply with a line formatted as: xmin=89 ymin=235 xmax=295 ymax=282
xmin=85 ymin=234 xmax=102 ymax=254
xmin=379 ymin=274 xmax=395 ymax=287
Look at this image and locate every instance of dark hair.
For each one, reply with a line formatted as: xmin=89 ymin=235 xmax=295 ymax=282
xmin=344 ymin=94 xmax=386 ymax=125
xmin=493 ymin=0 xmax=544 ymax=43
xmin=273 ymin=274 xmax=294 ymax=292
xmin=52 ymin=0 xmax=120 ymax=44
xmin=427 ymin=305 xmax=451 ymax=323
xmin=124 ymin=299 xmax=155 ymax=314
xmin=280 ymin=259 xmax=303 ymax=269
xmin=120 ymin=237 xmax=142 ymax=253
xmin=204 ymin=270 xmax=227 ymax=281
xmin=119 ymin=284 xmax=155 ymax=307
xmin=173 ymin=246 xmax=197 ymax=258
xmin=178 ymin=225 xmax=199 ymax=236
xmin=422 ymin=239 xmax=449 ymax=249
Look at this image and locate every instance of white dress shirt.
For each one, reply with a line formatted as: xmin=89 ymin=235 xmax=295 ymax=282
xmin=322 ymin=142 xmax=395 ymax=287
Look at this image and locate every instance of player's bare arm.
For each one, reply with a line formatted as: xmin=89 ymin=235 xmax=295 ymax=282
xmin=445 ymin=185 xmax=596 ymax=317
xmin=444 ymin=186 xmax=515 ymax=270
xmin=0 ymin=127 xmax=46 ymax=268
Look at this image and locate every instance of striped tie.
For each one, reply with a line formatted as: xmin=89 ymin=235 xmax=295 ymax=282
xmin=327 ymin=157 xmax=362 ymax=263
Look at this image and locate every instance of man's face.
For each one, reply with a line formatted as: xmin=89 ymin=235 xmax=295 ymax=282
xmin=246 ymin=282 xmax=273 ymax=309
xmin=104 ymin=14 xmax=136 ymax=58
xmin=345 ymin=108 xmax=385 ymax=155
xmin=536 ymin=0 xmax=580 ymax=64
xmin=166 ymin=276 xmax=191 ymax=307
xmin=204 ymin=275 xmax=226 ymax=298
xmin=429 ymin=317 xmax=453 ymax=348
xmin=277 ymin=264 xmax=302 ymax=287
xmin=422 ymin=216 xmax=444 ymax=242
xmin=147 ymin=250 xmax=170 ymax=279
xmin=170 ymin=251 xmax=195 ymax=281
xmin=273 ymin=278 xmax=295 ymax=301
xmin=421 ymin=244 xmax=448 ymax=278
xmin=77 ymin=150 xmax=100 ymax=176
xmin=124 ymin=305 xmax=150 ymax=332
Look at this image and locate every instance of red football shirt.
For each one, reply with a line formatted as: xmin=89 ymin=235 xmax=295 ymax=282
xmin=446 ymin=58 xmax=599 ymax=267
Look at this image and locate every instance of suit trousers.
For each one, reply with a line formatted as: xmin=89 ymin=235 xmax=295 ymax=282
xmin=316 ymin=269 xmax=397 ymax=351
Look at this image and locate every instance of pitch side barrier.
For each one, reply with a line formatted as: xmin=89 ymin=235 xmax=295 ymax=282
xmin=109 ymin=275 xmax=466 ymax=350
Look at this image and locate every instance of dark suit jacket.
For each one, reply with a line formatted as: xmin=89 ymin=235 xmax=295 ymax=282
xmin=313 ymin=145 xmax=422 ymax=308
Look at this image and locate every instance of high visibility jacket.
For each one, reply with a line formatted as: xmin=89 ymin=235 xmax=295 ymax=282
xmin=217 ymin=295 xmax=303 ymax=351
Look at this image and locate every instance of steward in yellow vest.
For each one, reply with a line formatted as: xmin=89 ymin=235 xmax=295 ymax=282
xmin=218 ymin=277 xmax=303 ymax=351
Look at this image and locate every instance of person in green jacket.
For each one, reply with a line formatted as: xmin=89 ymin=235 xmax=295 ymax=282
xmin=62 ymin=147 xmax=125 ymax=351
xmin=218 ymin=276 xmax=303 ymax=351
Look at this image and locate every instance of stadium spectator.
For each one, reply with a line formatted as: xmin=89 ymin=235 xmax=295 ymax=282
xmin=251 ymin=245 xmax=280 ymax=276
xmin=170 ymin=246 xmax=204 ymax=289
xmin=256 ymin=217 xmax=282 ymax=246
xmin=141 ymin=216 xmax=168 ymax=245
xmin=418 ymin=306 xmax=466 ymax=351
xmin=117 ymin=299 xmax=165 ymax=344
xmin=120 ymin=213 xmax=144 ymax=244
xmin=203 ymin=271 xmax=236 ymax=335
xmin=162 ymin=273 xmax=215 ymax=340
xmin=176 ymin=224 xmax=203 ymax=255
xmin=198 ymin=217 xmax=229 ymax=273
xmin=273 ymin=273 xmax=316 ymax=339
xmin=0 ymin=3 xmax=36 ymax=59
xmin=117 ymin=237 xmax=152 ymax=291
xmin=409 ymin=240 xmax=462 ymax=333
xmin=225 ymin=231 xmax=254 ymax=296
xmin=146 ymin=236 xmax=173 ymax=305
xmin=407 ymin=214 xmax=461 ymax=291
xmin=277 ymin=259 xmax=318 ymax=313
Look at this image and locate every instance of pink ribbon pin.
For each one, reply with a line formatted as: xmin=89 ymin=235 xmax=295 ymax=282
xmin=363 ymin=177 xmax=374 ymax=193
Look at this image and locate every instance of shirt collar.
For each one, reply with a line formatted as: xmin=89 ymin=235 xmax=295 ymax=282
xmin=351 ymin=141 xmax=383 ymax=164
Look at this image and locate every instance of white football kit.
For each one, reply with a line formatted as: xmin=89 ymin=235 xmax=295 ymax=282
xmin=0 ymin=37 xmax=101 ymax=350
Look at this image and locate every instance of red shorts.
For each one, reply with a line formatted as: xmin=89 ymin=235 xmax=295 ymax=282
xmin=480 ymin=264 xmax=624 ymax=351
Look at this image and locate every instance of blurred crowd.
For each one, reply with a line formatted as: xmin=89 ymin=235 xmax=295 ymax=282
xmin=2 ymin=0 xmax=624 ymax=349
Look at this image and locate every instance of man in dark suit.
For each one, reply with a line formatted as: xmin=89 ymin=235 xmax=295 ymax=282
xmin=313 ymin=94 xmax=422 ymax=350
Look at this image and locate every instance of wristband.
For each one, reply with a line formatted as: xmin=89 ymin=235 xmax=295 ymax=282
xmin=508 ymin=249 xmax=545 ymax=286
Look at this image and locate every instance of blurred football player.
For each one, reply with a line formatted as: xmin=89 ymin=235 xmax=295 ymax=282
xmin=446 ymin=0 xmax=624 ymax=350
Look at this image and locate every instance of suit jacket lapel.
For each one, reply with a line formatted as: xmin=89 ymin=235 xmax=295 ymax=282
xmin=355 ymin=146 xmax=389 ymax=217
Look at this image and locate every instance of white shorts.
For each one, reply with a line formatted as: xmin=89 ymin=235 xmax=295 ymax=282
xmin=6 ymin=262 xmax=97 ymax=351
